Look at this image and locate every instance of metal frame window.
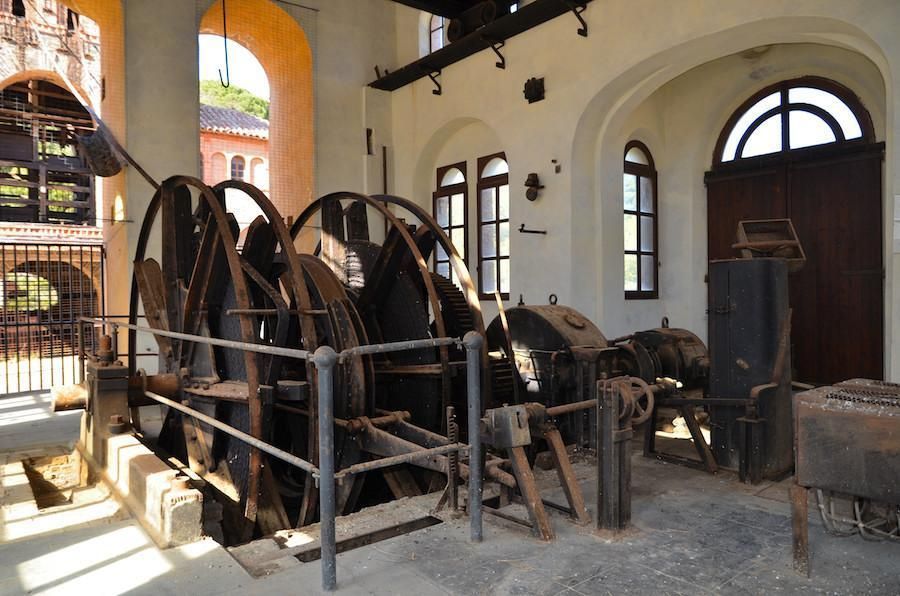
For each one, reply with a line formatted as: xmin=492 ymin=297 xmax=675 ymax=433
xmin=429 ymin=14 xmax=444 ymax=53
xmin=715 ymin=76 xmax=874 ymax=165
xmin=477 ymin=153 xmax=509 ymax=299
xmin=623 ymin=141 xmax=658 ymax=299
xmin=433 ymin=162 xmax=467 ymax=286
xmin=230 ymin=155 xmax=245 ymax=181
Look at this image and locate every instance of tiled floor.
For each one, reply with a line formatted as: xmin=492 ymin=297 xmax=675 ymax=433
xmin=0 ymin=392 xmax=897 ymax=595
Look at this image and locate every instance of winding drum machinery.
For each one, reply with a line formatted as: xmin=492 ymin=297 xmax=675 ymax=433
xmin=72 ymin=175 xmax=896 ymax=582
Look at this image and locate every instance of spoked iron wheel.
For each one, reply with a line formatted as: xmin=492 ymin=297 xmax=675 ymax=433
xmin=130 ymin=177 xmax=369 ymax=540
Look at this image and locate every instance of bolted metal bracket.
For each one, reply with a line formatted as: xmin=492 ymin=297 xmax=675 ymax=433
xmin=519 ymin=223 xmax=548 ymax=235
xmin=563 ymin=1 xmax=588 ymax=37
xmin=483 ymin=36 xmax=506 ymax=69
xmin=425 ymin=69 xmax=442 ymax=95
xmin=482 ymin=405 xmax=531 ymax=448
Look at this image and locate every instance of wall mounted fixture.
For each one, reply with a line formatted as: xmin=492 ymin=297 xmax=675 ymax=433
xmin=523 ymin=77 xmax=544 ymax=103
xmin=524 ymin=173 xmax=544 ymax=201
xmin=519 ymin=223 xmax=547 ymax=235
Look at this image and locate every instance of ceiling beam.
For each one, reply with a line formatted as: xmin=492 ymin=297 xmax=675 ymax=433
xmin=372 ymin=0 xmax=592 ymax=92
xmin=388 ymin=0 xmax=471 ymax=19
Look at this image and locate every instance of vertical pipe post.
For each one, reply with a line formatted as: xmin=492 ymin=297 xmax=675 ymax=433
xmin=314 ymin=345 xmax=338 ymax=591
xmin=463 ymin=332 xmax=483 ymax=542
xmin=77 ymin=321 xmax=85 ymax=383
xmin=790 ymin=483 xmax=810 ymax=576
xmin=110 ymin=321 xmax=119 ymax=361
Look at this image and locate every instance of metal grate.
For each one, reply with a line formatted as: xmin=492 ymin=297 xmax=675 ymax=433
xmin=0 ymin=242 xmax=104 ymax=393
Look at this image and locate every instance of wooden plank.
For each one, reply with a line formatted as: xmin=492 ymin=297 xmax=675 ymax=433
xmin=508 ymin=445 xmax=553 ymax=541
xmin=133 ymin=259 xmax=174 ymax=363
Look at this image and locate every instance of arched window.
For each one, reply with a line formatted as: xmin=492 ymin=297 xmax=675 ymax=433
xmin=716 ymin=77 xmax=873 ymax=164
xmin=230 ymin=155 xmax=245 ymax=181
xmin=250 ymin=157 xmax=268 ymax=190
xmin=210 ymin=152 xmax=226 ymax=182
xmin=433 ymin=162 xmax=467 ymax=286
xmin=623 ymin=141 xmax=658 ymax=299
xmin=429 ymin=14 xmax=444 ymax=53
xmin=477 ymin=153 xmax=510 ymax=298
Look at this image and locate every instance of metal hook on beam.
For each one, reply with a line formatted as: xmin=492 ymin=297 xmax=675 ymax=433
xmin=426 ymin=69 xmax=442 ymax=96
xmin=483 ymin=36 xmax=505 ymax=69
xmin=563 ymin=1 xmax=588 ymax=37
xmin=218 ymin=0 xmax=231 ymax=88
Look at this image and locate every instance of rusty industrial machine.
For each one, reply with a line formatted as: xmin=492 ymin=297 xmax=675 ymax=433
xmin=85 ymin=175 xmax=664 ymax=553
xmin=84 ymin=174 xmax=807 ymax=552
xmin=119 ymin=177 xmax=523 ymax=544
xmin=486 ymin=273 xmax=794 ymax=485
xmin=629 ymin=220 xmax=804 ymax=483
xmin=791 ymin=379 xmax=900 ymax=575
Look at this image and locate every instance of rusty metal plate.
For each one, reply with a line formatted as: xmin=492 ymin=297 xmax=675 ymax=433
xmin=795 ymin=383 xmax=900 ymax=503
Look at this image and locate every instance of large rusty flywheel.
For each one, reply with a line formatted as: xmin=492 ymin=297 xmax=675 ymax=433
xmin=129 ymin=177 xmax=510 ymax=543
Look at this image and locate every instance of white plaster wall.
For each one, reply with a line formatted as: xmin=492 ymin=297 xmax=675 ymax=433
xmin=307 ymin=0 xmax=396 ymax=197
xmin=388 ymin=0 xmax=900 ymax=380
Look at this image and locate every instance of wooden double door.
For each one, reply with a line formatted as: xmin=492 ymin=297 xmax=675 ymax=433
xmin=706 ymin=144 xmax=884 ymax=385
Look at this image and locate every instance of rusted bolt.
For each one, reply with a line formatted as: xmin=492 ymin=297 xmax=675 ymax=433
xmin=108 ymin=414 xmax=127 ymax=434
xmin=97 ymin=334 xmax=114 ymax=364
xmin=171 ymin=475 xmax=190 ymax=491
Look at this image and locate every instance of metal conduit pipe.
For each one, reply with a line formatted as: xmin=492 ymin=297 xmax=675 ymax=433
xmin=141 ymin=386 xmax=318 ymax=475
xmin=80 ymin=317 xmax=312 ymax=362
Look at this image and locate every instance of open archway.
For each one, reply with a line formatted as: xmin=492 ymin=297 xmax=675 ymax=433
xmin=200 ymin=0 xmax=314 ymax=216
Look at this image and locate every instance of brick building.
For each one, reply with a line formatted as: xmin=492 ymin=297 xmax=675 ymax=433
xmin=199 ymin=103 xmax=269 ymax=194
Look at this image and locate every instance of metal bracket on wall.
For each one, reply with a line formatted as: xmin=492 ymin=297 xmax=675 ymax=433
xmin=563 ymin=1 xmax=588 ymax=37
xmin=425 ymin=68 xmax=442 ymax=95
xmin=484 ymin=36 xmax=506 ymax=69
xmin=519 ymin=224 xmax=547 ymax=235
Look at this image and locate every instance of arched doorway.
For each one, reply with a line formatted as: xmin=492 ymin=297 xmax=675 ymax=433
xmin=706 ymin=76 xmax=883 ymax=384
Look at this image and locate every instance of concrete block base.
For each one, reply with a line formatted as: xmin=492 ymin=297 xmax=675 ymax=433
xmin=78 ymin=431 xmax=203 ymax=548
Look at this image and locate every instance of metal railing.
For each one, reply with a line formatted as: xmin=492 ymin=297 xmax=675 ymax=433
xmin=79 ymin=316 xmax=484 ymax=591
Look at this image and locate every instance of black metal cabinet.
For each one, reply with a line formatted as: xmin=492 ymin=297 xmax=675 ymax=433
xmin=708 ymin=258 xmax=793 ymax=477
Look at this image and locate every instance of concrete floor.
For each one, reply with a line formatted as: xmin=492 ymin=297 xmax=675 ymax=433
xmin=0 ymin=393 xmax=897 ymax=595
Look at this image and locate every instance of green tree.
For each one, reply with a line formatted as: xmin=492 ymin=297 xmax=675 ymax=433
xmin=199 ymin=80 xmax=269 ymax=119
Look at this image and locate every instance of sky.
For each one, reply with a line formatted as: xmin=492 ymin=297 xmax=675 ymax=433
xmin=198 ymin=34 xmax=270 ymax=100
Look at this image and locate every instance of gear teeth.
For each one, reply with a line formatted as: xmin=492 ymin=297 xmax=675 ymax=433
xmin=429 ymin=272 xmax=474 ymax=338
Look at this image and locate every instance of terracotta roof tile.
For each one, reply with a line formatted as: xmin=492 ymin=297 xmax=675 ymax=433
xmin=199 ymin=104 xmax=269 ymax=139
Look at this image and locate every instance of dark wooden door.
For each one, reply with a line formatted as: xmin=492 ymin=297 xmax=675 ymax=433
xmin=706 ymin=145 xmax=883 ymax=384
